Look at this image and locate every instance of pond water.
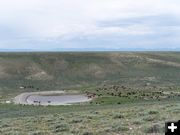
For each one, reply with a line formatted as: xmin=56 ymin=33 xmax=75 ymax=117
xmin=26 ymin=94 xmax=91 ymax=105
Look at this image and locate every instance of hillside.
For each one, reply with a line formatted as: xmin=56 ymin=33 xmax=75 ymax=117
xmin=0 ymin=52 xmax=180 ymax=98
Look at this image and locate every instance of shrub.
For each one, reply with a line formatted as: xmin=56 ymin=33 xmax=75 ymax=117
xmin=143 ymin=116 xmax=156 ymax=122
xmin=133 ymin=120 xmax=142 ymax=125
xmin=71 ymin=118 xmax=83 ymax=123
xmin=54 ymin=124 xmax=69 ymax=132
xmin=82 ymin=132 xmax=93 ymax=135
xmin=148 ymin=110 xmax=159 ymax=115
xmin=29 ymin=131 xmax=44 ymax=135
xmin=143 ymin=124 xmax=164 ymax=133
xmin=112 ymin=125 xmax=129 ymax=132
xmin=113 ymin=114 xmax=125 ymax=119
xmin=1 ymin=124 xmax=9 ymax=128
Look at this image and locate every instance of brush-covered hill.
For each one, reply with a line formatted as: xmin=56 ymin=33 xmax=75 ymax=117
xmin=0 ymin=52 xmax=180 ymax=97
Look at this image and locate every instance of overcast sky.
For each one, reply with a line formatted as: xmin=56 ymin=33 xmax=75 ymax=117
xmin=0 ymin=0 xmax=180 ymax=50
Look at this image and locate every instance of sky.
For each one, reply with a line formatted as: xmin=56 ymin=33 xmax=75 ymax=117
xmin=0 ymin=0 xmax=180 ymax=51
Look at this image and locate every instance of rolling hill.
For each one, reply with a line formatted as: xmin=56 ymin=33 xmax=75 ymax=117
xmin=0 ymin=52 xmax=180 ymax=99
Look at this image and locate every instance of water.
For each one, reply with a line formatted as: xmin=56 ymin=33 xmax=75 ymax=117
xmin=26 ymin=94 xmax=91 ymax=105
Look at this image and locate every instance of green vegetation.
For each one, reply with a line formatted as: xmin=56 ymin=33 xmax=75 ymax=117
xmin=0 ymin=52 xmax=180 ymax=135
xmin=0 ymin=100 xmax=179 ymax=135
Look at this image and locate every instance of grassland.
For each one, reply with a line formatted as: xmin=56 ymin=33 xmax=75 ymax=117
xmin=0 ymin=52 xmax=180 ymax=135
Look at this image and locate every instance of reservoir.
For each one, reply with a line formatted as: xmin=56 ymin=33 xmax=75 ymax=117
xmin=26 ymin=94 xmax=91 ymax=105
